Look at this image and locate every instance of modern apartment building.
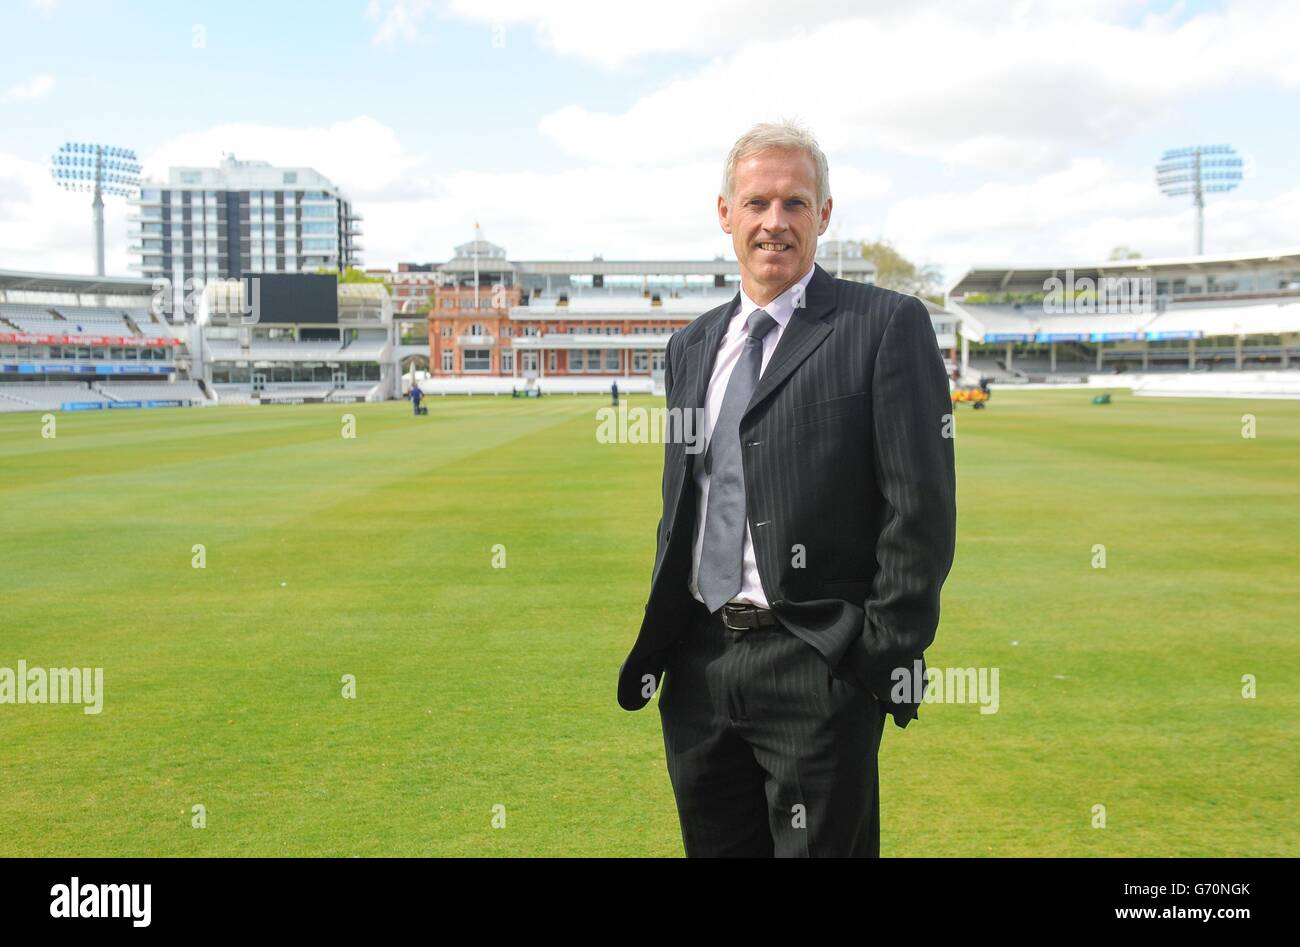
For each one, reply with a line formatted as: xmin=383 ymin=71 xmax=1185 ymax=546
xmin=127 ymin=155 xmax=363 ymax=286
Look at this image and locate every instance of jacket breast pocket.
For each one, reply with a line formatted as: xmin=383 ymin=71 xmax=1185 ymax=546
xmin=792 ymin=390 xmax=867 ymax=427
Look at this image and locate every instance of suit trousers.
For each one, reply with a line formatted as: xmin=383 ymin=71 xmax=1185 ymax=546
xmin=657 ymin=603 xmax=887 ymax=857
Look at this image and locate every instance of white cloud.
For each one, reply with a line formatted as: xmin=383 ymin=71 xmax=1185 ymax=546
xmin=9 ymin=0 xmax=1300 ymax=279
xmin=140 ymin=117 xmax=427 ymax=202
xmin=2 ymin=74 xmax=55 ymax=103
xmin=0 ymin=118 xmax=428 ymax=276
xmin=346 ymin=156 xmax=888 ymax=267
xmin=130 ymin=117 xmax=886 ymax=269
xmin=452 ymin=0 xmax=1300 ymax=87
xmin=367 ymin=0 xmax=437 ymax=46
xmin=3 ymin=111 xmax=1289 ymax=282
xmin=882 ymin=160 xmax=1300 ymax=274
xmin=0 ymin=152 xmax=129 ymax=273
xmin=370 ymin=161 xmax=747 ymax=265
xmin=448 ymin=0 xmax=1137 ymax=70
xmin=478 ymin=0 xmax=1300 ymax=273
xmin=513 ymin=0 xmax=1300 ymax=172
xmin=448 ymin=0 xmax=869 ymax=70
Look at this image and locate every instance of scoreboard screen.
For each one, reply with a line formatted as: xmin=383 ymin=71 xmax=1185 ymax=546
xmin=244 ymin=273 xmax=338 ymax=324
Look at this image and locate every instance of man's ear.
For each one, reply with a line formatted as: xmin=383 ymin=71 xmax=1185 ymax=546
xmin=817 ymin=197 xmax=833 ymax=236
xmin=718 ymin=194 xmax=732 ymax=235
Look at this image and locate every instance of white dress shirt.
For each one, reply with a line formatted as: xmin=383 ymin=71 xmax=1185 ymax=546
xmin=689 ymin=263 xmax=816 ymax=609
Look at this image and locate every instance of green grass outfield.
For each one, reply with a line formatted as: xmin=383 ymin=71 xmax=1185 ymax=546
xmin=0 ymin=389 xmax=1296 ymax=857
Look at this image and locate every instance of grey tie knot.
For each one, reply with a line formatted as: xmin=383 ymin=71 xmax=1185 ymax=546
xmin=746 ymin=308 xmax=778 ymax=342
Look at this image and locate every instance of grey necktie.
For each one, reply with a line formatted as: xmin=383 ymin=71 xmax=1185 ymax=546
xmin=697 ymin=308 xmax=779 ymax=612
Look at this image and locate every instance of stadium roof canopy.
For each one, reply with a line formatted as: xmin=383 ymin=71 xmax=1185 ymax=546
xmin=0 ymin=268 xmax=156 ymax=298
xmin=949 ymin=298 xmax=1300 ymax=343
xmin=946 ymin=247 xmax=1300 ymax=298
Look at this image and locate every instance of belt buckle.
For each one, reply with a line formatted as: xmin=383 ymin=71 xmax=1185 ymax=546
xmin=721 ymin=603 xmax=760 ymax=631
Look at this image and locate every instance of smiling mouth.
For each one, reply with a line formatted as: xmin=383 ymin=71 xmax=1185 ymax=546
xmin=756 ymin=242 xmax=791 ymax=252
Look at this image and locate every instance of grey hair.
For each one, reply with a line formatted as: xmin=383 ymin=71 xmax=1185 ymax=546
xmin=721 ymin=119 xmax=830 ymax=209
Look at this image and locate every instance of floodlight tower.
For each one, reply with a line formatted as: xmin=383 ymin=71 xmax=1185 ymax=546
xmin=50 ymin=142 xmax=142 ymax=276
xmin=1156 ymin=145 xmax=1242 ymax=256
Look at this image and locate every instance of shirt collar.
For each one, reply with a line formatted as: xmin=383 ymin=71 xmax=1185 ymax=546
xmin=736 ymin=263 xmax=816 ymax=334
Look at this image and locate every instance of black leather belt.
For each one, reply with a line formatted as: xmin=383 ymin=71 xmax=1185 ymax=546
xmin=719 ymin=602 xmax=778 ymax=631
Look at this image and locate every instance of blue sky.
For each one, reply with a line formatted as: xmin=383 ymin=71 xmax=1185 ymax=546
xmin=1 ymin=0 xmax=1297 ymax=282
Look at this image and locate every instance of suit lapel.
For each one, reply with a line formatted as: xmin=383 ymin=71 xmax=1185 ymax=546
xmin=745 ymin=263 xmax=836 ymax=415
xmin=684 ymin=292 xmax=739 ymax=411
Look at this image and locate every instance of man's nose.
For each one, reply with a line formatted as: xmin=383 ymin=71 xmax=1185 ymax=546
xmin=762 ymin=204 xmax=788 ymax=233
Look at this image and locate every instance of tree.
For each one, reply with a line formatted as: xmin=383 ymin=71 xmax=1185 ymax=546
xmin=315 ymin=266 xmax=386 ymax=285
xmin=858 ymin=239 xmax=943 ymax=303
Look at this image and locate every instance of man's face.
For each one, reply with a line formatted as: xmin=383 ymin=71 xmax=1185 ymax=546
xmin=719 ymin=147 xmax=831 ymax=301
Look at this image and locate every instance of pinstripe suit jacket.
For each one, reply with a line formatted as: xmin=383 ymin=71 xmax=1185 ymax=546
xmin=617 ymin=262 xmax=956 ymax=728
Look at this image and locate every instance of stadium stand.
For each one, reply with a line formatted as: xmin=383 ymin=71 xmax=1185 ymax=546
xmin=210 ymin=386 xmax=257 ymax=406
xmin=0 ymin=302 xmax=63 ymax=323
xmin=946 ymin=248 xmax=1300 ymax=395
xmin=0 ymin=382 xmax=114 ymax=411
xmin=420 ymin=375 xmax=656 ymax=396
xmin=210 ymin=381 xmax=380 ymax=404
xmin=0 ymin=269 xmax=200 ymax=411
xmin=95 ymin=380 xmax=205 ymax=403
xmin=131 ymin=319 xmax=178 ymax=340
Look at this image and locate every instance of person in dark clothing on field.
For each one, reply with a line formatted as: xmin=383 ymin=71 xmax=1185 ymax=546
xmin=611 ymin=380 xmax=619 ymax=406
xmin=618 ymin=120 xmax=956 ymax=858
xmin=410 ymin=383 xmax=425 ymax=415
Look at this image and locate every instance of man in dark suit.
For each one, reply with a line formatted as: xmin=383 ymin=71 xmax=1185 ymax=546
xmin=618 ymin=120 xmax=956 ymax=857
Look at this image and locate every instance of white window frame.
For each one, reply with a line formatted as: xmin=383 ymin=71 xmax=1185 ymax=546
xmin=462 ymin=348 xmax=491 ymax=373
